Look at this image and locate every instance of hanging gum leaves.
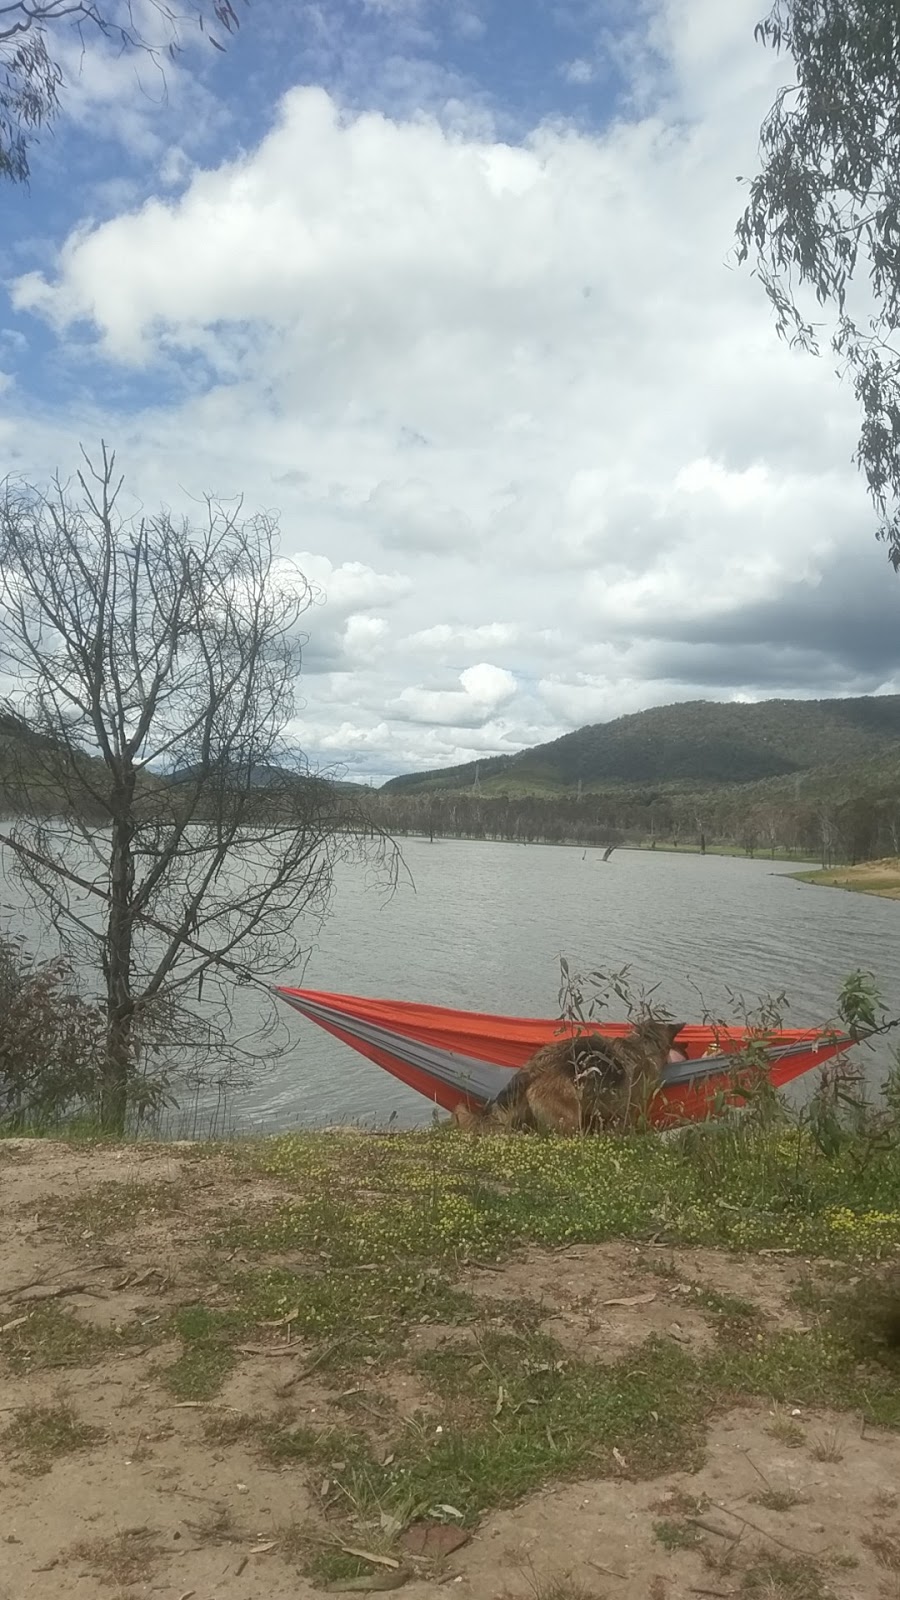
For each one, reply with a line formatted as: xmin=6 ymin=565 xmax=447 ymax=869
xmin=736 ymin=1 xmax=900 ymax=565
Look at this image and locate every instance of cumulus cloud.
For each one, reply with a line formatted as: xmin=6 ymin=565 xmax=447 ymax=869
xmin=392 ymin=663 xmax=518 ymax=726
xmin=2 ymin=0 xmax=894 ymax=781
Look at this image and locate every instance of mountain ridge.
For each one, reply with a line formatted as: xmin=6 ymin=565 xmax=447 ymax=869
xmin=381 ymin=694 xmax=900 ymax=795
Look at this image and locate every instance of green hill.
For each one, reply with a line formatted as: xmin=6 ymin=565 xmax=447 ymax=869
xmin=381 ymin=695 xmax=900 ymax=795
xmin=0 ymin=711 xmax=368 ymax=817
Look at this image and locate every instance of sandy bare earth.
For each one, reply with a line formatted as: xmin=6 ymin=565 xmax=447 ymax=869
xmin=1 ymin=1139 xmax=900 ymax=1600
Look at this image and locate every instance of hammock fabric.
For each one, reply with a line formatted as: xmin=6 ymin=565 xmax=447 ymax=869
xmin=277 ymin=987 xmax=854 ymax=1126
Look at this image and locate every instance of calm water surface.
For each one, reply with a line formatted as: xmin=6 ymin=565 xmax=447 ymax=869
xmin=239 ymin=840 xmax=900 ymax=1130
xmin=3 ymin=838 xmax=898 ymax=1131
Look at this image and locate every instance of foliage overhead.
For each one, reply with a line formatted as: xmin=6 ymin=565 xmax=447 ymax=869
xmin=737 ymin=1 xmax=900 ymax=564
xmin=0 ymin=1 xmax=245 ymax=184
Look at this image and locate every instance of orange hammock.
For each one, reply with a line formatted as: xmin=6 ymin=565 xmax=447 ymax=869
xmin=277 ymin=987 xmax=854 ymax=1126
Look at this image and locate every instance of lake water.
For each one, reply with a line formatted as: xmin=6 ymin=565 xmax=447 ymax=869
xmin=3 ymin=837 xmax=898 ymax=1131
xmin=233 ymin=839 xmax=900 ymax=1130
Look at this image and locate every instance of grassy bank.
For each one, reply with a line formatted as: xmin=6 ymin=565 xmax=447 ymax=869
xmin=3 ymin=1123 xmax=900 ymax=1597
xmin=791 ymin=857 xmax=900 ymax=900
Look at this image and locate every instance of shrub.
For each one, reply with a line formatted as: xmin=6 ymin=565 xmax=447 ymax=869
xmin=0 ymin=937 xmax=105 ymax=1129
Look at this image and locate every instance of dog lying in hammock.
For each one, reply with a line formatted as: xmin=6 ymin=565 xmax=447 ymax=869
xmin=452 ymin=1020 xmax=685 ymax=1134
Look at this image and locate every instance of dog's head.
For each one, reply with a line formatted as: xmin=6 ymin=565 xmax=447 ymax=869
xmin=629 ymin=1019 xmax=686 ymax=1065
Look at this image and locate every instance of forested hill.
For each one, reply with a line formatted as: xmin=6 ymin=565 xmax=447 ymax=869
xmin=382 ymin=695 xmax=900 ymax=794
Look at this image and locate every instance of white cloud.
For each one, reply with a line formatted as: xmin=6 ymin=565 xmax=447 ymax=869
xmin=563 ymin=59 xmax=596 ymax=85
xmin=3 ymin=0 xmax=892 ymax=782
xmin=295 ymin=554 xmax=410 ymax=615
xmin=405 ymin=623 xmax=519 ymax=652
xmin=392 ymin=663 xmax=518 ymax=726
xmin=343 ymin=614 xmax=390 ymax=659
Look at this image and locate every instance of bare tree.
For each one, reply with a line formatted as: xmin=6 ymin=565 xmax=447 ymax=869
xmin=1 ymin=1 xmax=246 ymax=183
xmin=0 ymin=443 xmax=389 ymax=1131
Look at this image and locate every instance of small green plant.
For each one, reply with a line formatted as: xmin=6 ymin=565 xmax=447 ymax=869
xmin=809 ymin=1427 xmax=843 ymax=1463
xmin=740 ymin=1554 xmax=834 ymax=1598
xmin=157 ymin=1304 xmax=246 ymax=1400
xmin=836 ymin=970 xmax=882 ymax=1038
xmin=70 ymin=1528 xmax=160 ymax=1588
xmin=862 ymin=1530 xmax=900 ymax=1570
xmin=751 ymin=1485 xmax=805 ymax=1512
xmin=765 ymin=1417 xmax=807 ymax=1449
xmin=653 ymin=1518 xmax=704 ymax=1550
xmin=2 ymin=1302 xmax=149 ymax=1374
xmin=2 ymin=1401 xmax=104 ymax=1474
xmin=0 ymin=938 xmax=106 ymax=1131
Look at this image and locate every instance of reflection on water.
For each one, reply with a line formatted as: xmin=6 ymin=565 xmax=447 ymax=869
xmin=3 ymin=838 xmax=898 ymax=1132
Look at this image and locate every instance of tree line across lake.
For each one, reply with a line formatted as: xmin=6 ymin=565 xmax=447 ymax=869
xmin=366 ymin=787 xmax=900 ymax=867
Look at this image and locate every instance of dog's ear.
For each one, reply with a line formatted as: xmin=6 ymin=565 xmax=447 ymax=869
xmin=666 ymin=1023 xmax=686 ymax=1047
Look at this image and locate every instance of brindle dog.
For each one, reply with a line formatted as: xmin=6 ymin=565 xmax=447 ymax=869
xmin=453 ymin=1020 xmax=684 ymax=1134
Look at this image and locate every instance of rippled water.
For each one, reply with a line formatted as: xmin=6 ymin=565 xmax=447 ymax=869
xmin=3 ymin=837 xmax=898 ymax=1131
xmin=236 ymin=839 xmax=900 ymax=1130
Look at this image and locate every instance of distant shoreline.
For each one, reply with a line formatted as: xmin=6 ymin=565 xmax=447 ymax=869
xmin=391 ymin=831 xmax=814 ymax=863
xmin=790 ymin=858 xmax=900 ymax=901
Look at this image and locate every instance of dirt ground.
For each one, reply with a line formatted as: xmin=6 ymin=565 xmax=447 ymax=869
xmin=2 ymin=1139 xmax=900 ymax=1600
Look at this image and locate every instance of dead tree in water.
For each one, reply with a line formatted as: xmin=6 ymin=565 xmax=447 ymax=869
xmin=0 ymin=443 xmax=392 ymax=1131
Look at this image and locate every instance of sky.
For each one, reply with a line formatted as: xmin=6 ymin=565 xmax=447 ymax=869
xmin=2 ymin=0 xmax=899 ymax=785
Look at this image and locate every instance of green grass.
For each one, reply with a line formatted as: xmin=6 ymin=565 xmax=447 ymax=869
xmin=109 ymin=1120 xmax=900 ymax=1567
xmin=740 ymin=1554 xmax=836 ymax=1598
xmin=182 ymin=1309 xmax=900 ymax=1537
xmin=38 ymin=1178 xmax=187 ymax=1238
xmin=2 ymin=1302 xmax=152 ymax=1374
xmin=790 ymin=864 xmax=900 ymax=900
xmin=156 ymin=1304 xmax=248 ymax=1400
xmin=230 ymin=1122 xmax=900 ymax=1262
xmin=2 ymin=1401 xmax=104 ymax=1474
xmin=198 ymin=1338 xmax=708 ymax=1526
xmin=5 ymin=1117 xmax=900 ymax=1593
xmin=653 ymin=1518 xmax=704 ymax=1550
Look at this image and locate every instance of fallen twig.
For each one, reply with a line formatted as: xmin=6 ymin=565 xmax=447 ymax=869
xmin=324 ymin=1575 xmax=408 ymax=1594
xmin=686 ymin=1517 xmax=739 ymax=1543
xmin=236 ymin=1343 xmax=297 ymax=1357
xmin=9 ymin=1282 xmax=101 ymax=1305
xmin=276 ymin=1338 xmax=346 ymax=1396
xmin=588 ymin=1559 xmax=628 ymax=1579
xmin=703 ymin=1505 xmax=824 ymax=1557
xmin=340 ymin=1547 xmax=401 ymax=1570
